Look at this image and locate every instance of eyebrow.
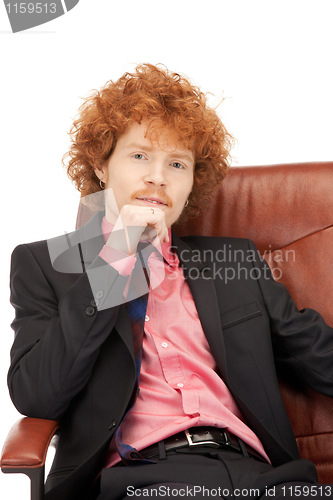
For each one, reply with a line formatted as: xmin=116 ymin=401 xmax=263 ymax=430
xmin=125 ymin=143 xmax=194 ymax=163
xmin=126 ymin=142 xmax=154 ymax=152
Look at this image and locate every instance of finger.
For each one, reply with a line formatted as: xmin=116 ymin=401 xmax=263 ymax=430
xmin=117 ymin=205 xmax=168 ymax=247
xmin=119 ymin=210 xmax=163 ymax=228
xmin=150 ymin=228 xmax=169 ymax=248
xmin=147 ymin=221 xmax=168 ymax=242
xmin=147 ymin=227 xmax=158 ymax=240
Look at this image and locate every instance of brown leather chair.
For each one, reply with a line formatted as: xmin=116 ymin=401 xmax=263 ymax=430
xmin=2 ymin=162 xmax=333 ymax=500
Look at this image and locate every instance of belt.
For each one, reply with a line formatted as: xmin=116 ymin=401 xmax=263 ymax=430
xmin=140 ymin=427 xmax=266 ymax=463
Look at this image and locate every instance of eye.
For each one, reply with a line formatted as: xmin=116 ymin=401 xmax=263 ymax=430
xmin=133 ymin=153 xmax=146 ymax=160
xmin=171 ymin=162 xmax=185 ymax=169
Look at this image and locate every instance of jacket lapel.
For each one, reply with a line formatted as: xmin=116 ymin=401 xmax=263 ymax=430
xmin=172 ymin=233 xmax=228 ymax=383
xmin=78 ymin=211 xmax=136 ymax=363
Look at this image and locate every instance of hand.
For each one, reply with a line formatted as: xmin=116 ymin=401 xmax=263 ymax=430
xmin=105 ymin=204 xmax=169 ymax=256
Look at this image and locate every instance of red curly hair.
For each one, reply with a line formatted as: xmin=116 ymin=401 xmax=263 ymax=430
xmin=64 ymin=63 xmax=234 ymax=222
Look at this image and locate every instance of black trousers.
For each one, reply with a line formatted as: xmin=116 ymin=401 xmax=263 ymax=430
xmin=95 ymin=446 xmax=326 ymax=500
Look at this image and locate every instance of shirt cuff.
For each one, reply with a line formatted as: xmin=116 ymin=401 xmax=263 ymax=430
xmin=99 ymin=245 xmax=136 ymax=276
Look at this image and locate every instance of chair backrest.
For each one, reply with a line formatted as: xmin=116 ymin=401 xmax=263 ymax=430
xmin=173 ymin=161 xmax=333 ymax=483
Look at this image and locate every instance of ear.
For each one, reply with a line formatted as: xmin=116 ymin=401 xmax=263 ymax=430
xmin=93 ymin=162 xmax=106 ymax=182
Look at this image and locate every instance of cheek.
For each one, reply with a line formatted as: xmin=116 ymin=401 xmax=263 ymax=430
xmin=106 ymin=170 xmax=125 ymax=192
xmin=184 ymin=178 xmax=194 ymax=200
xmin=187 ymin=171 xmax=194 ymax=192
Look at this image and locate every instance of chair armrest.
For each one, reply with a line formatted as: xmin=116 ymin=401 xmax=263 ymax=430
xmin=1 ymin=417 xmax=60 ymax=470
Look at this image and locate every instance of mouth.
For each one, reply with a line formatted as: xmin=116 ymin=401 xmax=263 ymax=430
xmin=136 ymin=197 xmax=168 ymax=206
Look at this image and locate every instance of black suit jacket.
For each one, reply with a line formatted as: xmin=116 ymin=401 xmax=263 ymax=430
xmin=8 ymin=212 xmax=333 ymax=499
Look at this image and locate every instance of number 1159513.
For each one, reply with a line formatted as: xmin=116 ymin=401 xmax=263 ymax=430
xmin=6 ymin=3 xmax=57 ymax=14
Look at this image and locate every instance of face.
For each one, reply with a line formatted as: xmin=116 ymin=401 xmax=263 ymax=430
xmin=96 ymin=122 xmax=195 ymax=228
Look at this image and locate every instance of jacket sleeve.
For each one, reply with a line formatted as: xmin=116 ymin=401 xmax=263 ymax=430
xmin=248 ymin=239 xmax=333 ymax=396
xmin=8 ymin=243 xmax=129 ymax=420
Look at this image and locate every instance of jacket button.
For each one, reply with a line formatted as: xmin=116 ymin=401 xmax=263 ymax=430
xmin=95 ymin=290 xmax=104 ymax=299
xmin=85 ymin=306 xmax=95 ymax=316
xmin=109 ymin=420 xmax=116 ymax=431
xmin=90 ymin=299 xmax=99 ymax=307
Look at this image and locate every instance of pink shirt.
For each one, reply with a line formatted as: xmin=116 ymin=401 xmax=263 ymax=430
xmin=99 ymin=218 xmax=270 ymax=466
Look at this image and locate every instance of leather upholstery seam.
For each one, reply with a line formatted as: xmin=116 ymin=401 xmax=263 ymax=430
xmin=262 ymin=223 xmax=333 ymax=254
xmin=296 ymin=433 xmax=333 ymax=439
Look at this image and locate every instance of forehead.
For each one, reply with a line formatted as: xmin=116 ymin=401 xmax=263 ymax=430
xmin=118 ymin=121 xmax=195 ymax=158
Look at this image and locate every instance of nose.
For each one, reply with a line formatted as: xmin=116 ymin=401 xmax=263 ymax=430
xmin=144 ymin=162 xmax=167 ymax=187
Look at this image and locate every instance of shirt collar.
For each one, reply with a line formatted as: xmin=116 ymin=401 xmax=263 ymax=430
xmin=101 ymin=216 xmax=178 ymax=268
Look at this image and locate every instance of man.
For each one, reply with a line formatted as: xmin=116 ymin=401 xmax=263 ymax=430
xmin=8 ymin=64 xmax=333 ymax=499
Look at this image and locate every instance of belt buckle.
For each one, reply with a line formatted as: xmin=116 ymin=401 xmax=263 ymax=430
xmin=184 ymin=428 xmax=222 ymax=448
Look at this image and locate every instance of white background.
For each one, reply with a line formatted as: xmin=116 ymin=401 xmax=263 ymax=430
xmin=1 ymin=1 xmax=332 ymax=498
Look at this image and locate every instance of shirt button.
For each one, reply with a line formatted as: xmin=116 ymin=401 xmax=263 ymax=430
xmin=91 ymin=299 xmax=99 ymax=307
xmin=161 ymin=342 xmax=168 ymax=348
xmin=177 ymin=383 xmax=184 ymax=388
xmin=95 ymin=290 xmax=104 ymax=299
xmin=145 ymin=315 xmax=150 ymax=322
xmin=85 ymin=306 xmax=95 ymax=316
